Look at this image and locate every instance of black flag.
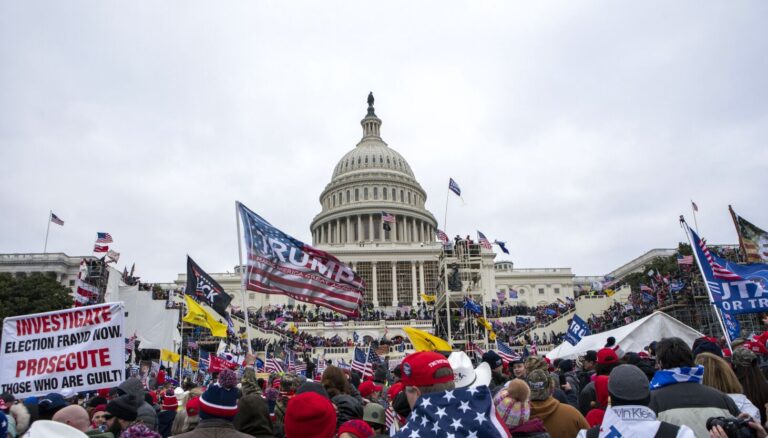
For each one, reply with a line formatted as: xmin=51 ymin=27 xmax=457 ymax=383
xmin=186 ymin=256 xmax=232 ymax=317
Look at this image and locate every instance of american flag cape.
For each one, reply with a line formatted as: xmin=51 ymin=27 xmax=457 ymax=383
xmin=393 ymin=385 xmax=510 ymax=438
xmin=477 ymin=231 xmax=493 ymax=250
xmin=237 ymin=202 xmax=365 ymax=317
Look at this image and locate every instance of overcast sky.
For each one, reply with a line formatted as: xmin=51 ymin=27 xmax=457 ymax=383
xmin=2 ymin=1 xmax=767 ymax=282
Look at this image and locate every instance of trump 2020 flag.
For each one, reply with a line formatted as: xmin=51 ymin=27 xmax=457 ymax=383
xmin=565 ymin=314 xmax=591 ymax=346
xmin=187 ymin=256 xmax=232 ymax=318
xmin=722 ymin=311 xmax=741 ymax=343
xmin=687 ymin=223 xmax=768 ymax=314
xmin=237 ymin=202 xmax=365 ymax=317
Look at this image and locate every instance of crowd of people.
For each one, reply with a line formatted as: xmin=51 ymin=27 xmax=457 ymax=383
xmin=3 ymin=317 xmax=768 ymax=438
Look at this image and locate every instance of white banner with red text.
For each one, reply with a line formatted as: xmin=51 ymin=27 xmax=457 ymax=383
xmin=0 ymin=302 xmax=126 ymax=397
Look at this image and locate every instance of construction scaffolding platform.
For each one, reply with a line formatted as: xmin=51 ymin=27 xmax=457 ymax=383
xmin=433 ymin=242 xmax=493 ymax=351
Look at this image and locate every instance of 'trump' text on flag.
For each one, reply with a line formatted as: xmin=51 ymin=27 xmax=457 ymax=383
xmin=237 ymin=202 xmax=365 ymax=317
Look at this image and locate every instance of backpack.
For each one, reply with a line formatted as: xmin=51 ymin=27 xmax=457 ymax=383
xmin=585 ymin=421 xmax=680 ymax=438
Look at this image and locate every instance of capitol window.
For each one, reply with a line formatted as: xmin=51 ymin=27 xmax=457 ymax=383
xmin=364 ymin=188 xmax=368 ymax=200
xmin=408 ymin=192 xmax=411 ymax=204
xmin=373 ymin=187 xmax=378 ymax=199
xmin=391 ymin=188 xmax=396 ymax=199
xmin=555 ymin=288 xmax=560 ymax=294
xmin=346 ymin=191 xmax=350 ymax=203
xmin=400 ymin=190 xmax=404 ymax=202
xmin=332 ymin=195 xmax=336 ymax=206
xmin=383 ymin=188 xmax=387 ymax=200
xmin=538 ymin=288 xmax=545 ymax=294
xmin=355 ymin=189 xmax=359 ymax=201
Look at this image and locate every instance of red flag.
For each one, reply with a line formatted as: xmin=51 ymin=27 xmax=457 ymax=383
xmin=93 ymin=244 xmax=109 ymax=253
xmin=209 ymin=355 xmax=239 ymax=372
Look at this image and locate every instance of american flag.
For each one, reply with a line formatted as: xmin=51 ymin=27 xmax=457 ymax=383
xmin=496 ymin=341 xmax=520 ymax=363
xmin=393 ymin=385 xmax=509 ymax=437
xmin=96 ymin=232 xmax=113 ymax=243
xmin=352 ymin=347 xmax=374 ymax=377
xmin=74 ymin=279 xmax=99 ymax=307
xmin=381 ymin=211 xmax=395 ymax=224
xmin=93 ymin=244 xmax=109 ymax=253
xmin=238 ymin=202 xmax=365 ymax=317
xmin=468 ymin=341 xmax=485 ymax=360
xmin=448 ymin=178 xmax=462 ymax=197
xmin=677 ymin=254 xmax=693 ymax=266
xmin=125 ymin=335 xmax=137 ymax=352
xmin=293 ymin=361 xmax=307 ymax=374
xmin=477 ymin=231 xmax=493 ymax=250
xmin=698 ymin=237 xmax=742 ymax=281
xmin=265 ymin=354 xmax=284 ymax=373
xmin=530 ymin=339 xmax=538 ymax=356
xmin=436 ymin=229 xmax=449 ymax=244
xmin=50 ymin=212 xmax=64 ymax=226
xmin=337 ymin=358 xmax=351 ymax=372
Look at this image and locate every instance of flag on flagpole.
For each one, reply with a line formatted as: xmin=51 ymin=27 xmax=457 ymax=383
xmin=352 ymin=347 xmax=374 ymax=378
xmin=96 ymin=232 xmax=113 ymax=243
xmin=448 ymin=178 xmax=462 ymax=196
xmin=496 ymin=340 xmax=520 ymax=363
xmin=436 ymin=229 xmax=449 ymax=244
xmin=182 ymin=295 xmax=229 ymax=337
xmin=730 ymin=207 xmax=768 ymax=263
xmin=93 ymin=244 xmax=109 ymax=253
xmin=381 ymin=211 xmax=395 ymax=232
xmin=477 ymin=231 xmax=493 ymax=250
xmin=494 ymin=240 xmax=509 ymax=254
xmin=691 ymin=200 xmax=699 ymax=212
xmin=50 ymin=213 xmax=64 ymax=226
xmin=531 ymin=339 xmax=538 ymax=356
xmin=187 ymin=256 xmax=233 ymax=318
xmin=402 ymin=327 xmax=451 ymax=352
xmin=237 ymin=202 xmax=365 ymax=317
xmin=106 ymin=250 xmax=120 ymax=263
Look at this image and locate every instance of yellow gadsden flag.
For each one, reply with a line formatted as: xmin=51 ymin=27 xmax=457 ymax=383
xmin=183 ymin=295 xmax=228 ymax=337
xmin=420 ymin=293 xmax=436 ymax=303
xmin=183 ymin=357 xmax=199 ymax=371
xmin=403 ymin=326 xmax=452 ymax=352
xmin=160 ymin=349 xmax=180 ymax=363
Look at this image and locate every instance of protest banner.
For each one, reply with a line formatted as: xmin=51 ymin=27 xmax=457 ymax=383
xmin=0 ymin=302 xmax=125 ymax=397
xmin=565 ymin=314 xmax=591 ymax=346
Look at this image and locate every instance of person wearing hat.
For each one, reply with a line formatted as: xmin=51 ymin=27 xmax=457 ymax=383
xmin=362 ymin=403 xmax=387 ymax=435
xmin=157 ymin=389 xmax=178 ymax=438
xmin=37 ymin=392 xmax=69 ymax=420
xmin=648 ymin=337 xmax=740 ymax=438
xmin=511 ymin=355 xmax=527 ymax=380
xmin=528 ymin=369 xmax=588 ymax=438
xmin=577 ymin=350 xmax=597 ymax=390
xmin=105 ymin=394 xmax=140 ymax=436
xmin=482 ymin=350 xmax=508 ymax=390
xmin=448 ymin=351 xmax=492 ymax=390
xmin=493 ymin=379 xmax=549 ymax=437
xmin=116 ymin=377 xmax=158 ymax=431
xmin=527 ymin=356 xmax=577 ymax=408
xmin=358 ymin=381 xmax=384 ymax=406
xmin=400 ymin=351 xmax=455 ymax=410
xmin=174 ymin=370 xmax=250 ymax=438
xmin=23 ymin=419 xmax=89 ymax=437
xmin=732 ymin=347 xmax=768 ymax=426
xmin=558 ymin=359 xmax=581 ymax=396
xmin=577 ymin=364 xmax=695 ymax=438
xmin=578 ymin=348 xmax=621 ymax=415
xmin=283 ymin=391 xmax=337 ymax=438
xmin=233 ymin=369 xmax=274 ymax=438
xmin=338 ymin=419 xmax=375 ymax=438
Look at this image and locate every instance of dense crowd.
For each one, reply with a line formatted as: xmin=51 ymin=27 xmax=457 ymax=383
xmin=3 ymin=317 xmax=768 ymax=438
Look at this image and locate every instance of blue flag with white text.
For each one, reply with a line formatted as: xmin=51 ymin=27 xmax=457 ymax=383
xmin=565 ymin=314 xmax=591 ymax=346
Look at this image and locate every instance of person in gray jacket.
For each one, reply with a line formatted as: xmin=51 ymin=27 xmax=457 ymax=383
xmin=116 ymin=377 xmax=158 ymax=430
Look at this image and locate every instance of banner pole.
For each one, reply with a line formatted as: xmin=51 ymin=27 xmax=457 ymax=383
xmin=680 ymin=217 xmax=732 ymax=351
xmin=179 ymin=291 xmax=185 ymax=382
xmin=43 ymin=210 xmax=52 ymax=253
xmin=691 ymin=201 xmax=700 ymax=234
xmin=235 ymin=201 xmax=253 ymax=354
xmin=443 ymin=187 xmax=450 ymax=238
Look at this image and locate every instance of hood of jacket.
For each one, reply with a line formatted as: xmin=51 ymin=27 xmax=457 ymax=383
xmin=332 ymin=394 xmax=363 ymax=426
xmin=233 ymin=394 xmax=273 ymax=438
xmin=118 ymin=378 xmax=145 ymax=407
xmin=530 ymin=397 xmax=560 ymax=421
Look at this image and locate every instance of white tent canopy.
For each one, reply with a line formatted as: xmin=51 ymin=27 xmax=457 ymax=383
xmin=546 ymin=311 xmax=704 ymax=360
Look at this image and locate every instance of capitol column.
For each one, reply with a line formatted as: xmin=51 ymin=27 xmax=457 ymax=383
xmin=391 ymin=262 xmax=398 ymax=306
xmin=411 ymin=261 xmax=418 ymax=306
xmin=368 ymin=215 xmax=373 ymax=242
xmin=392 ymin=215 xmax=398 ymax=242
xmin=420 ymin=221 xmax=425 ymax=242
xmin=346 ymin=217 xmax=351 ymax=243
xmin=357 ymin=215 xmax=362 ymax=242
xmin=419 ymin=261 xmax=425 ymax=298
xmin=372 ymin=263 xmax=379 ymax=307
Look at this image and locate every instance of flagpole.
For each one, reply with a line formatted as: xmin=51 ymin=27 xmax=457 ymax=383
xmin=179 ymin=289 xmax=185 ymax=382
xmin=691 ymin=200 xmax=700 ymax=234
xmin=364 ymin=344 xmax=371 ymax=378
xmin=43 ymin=210 xmax=52 ymax=254
xmin=235 ymin=201 xmax=253 ymax=354
xmin=680 ymin=216 xmax=732 ymax=351
xmin=443 ymin=186 xmax=450 ymax=238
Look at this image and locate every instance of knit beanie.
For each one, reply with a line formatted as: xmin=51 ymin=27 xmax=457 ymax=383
xmin=161 ymin=390 xmax=178 ymax=411
xmin=199 ymin=370 xmax=239 ymax=420
xmin=338 ymin=419 xmax=375 ymax=438
xmin=493 ymin=380 xmax=531 ymax=428
xmin=185 ymin=396 xmax=201 ymax=417
xmin=284 ymin=392 xmax=337 ymax=438
xmin=119 ymin=423 xmax=161 ymax=438
xmin=106 ymin=395 xmax=138 ymax=422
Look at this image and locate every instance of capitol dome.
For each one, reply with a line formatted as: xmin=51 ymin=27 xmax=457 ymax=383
xmin=311 ymin=93 xmax=438 ymax=246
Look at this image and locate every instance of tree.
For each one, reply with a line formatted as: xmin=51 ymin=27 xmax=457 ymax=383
xmin=0 ymin=272 xmax=73 ymax=321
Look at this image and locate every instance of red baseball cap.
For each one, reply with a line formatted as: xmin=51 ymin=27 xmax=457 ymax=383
xmin=358 ymin=381 xmax=383 ymax=398
xmin=400 ymin=352 xmax=453 ymax=387
xmin=387 ymin=382 xmax=404 ymax=401
xmin=597 ymin=348 xmax=619 ymax=365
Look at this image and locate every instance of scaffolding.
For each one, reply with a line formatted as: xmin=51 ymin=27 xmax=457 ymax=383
xmin=433 ymin=242 xmax=491 ymax=351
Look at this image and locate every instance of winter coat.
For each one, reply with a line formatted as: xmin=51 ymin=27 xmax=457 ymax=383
xmin=728 ymin=393 xmax=761 ymax=424
xmin=649 ymin=382 xmax=740 ymax=438
xmin=332 ymin=394 xmax=364 ymax=428
xmin=578 ymin=381 xmax=596 ymax=415
xmin=577 ymin=370 xmax=594 ymax=391
xmin=172 ymin=418 xmax=252 ymax=438
xmin=9 ymin=402 xmax=31 ymax=436
xmin=158 ymin=410 xmax=177 ymax=438
xmin=85 ymin=430 xmax=115 ymax=438
xmin=530 ymin=397 xmax=590 ymax=438
xmin=118 ymin=378 xmax=158 ymax=430
xmin=576 ymin=405 xmax=696 ymax=438
xmin=233 ymin=394 xmax=273 ymax=438
xmin=507 ymin=418 xmax=551 ymax=438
